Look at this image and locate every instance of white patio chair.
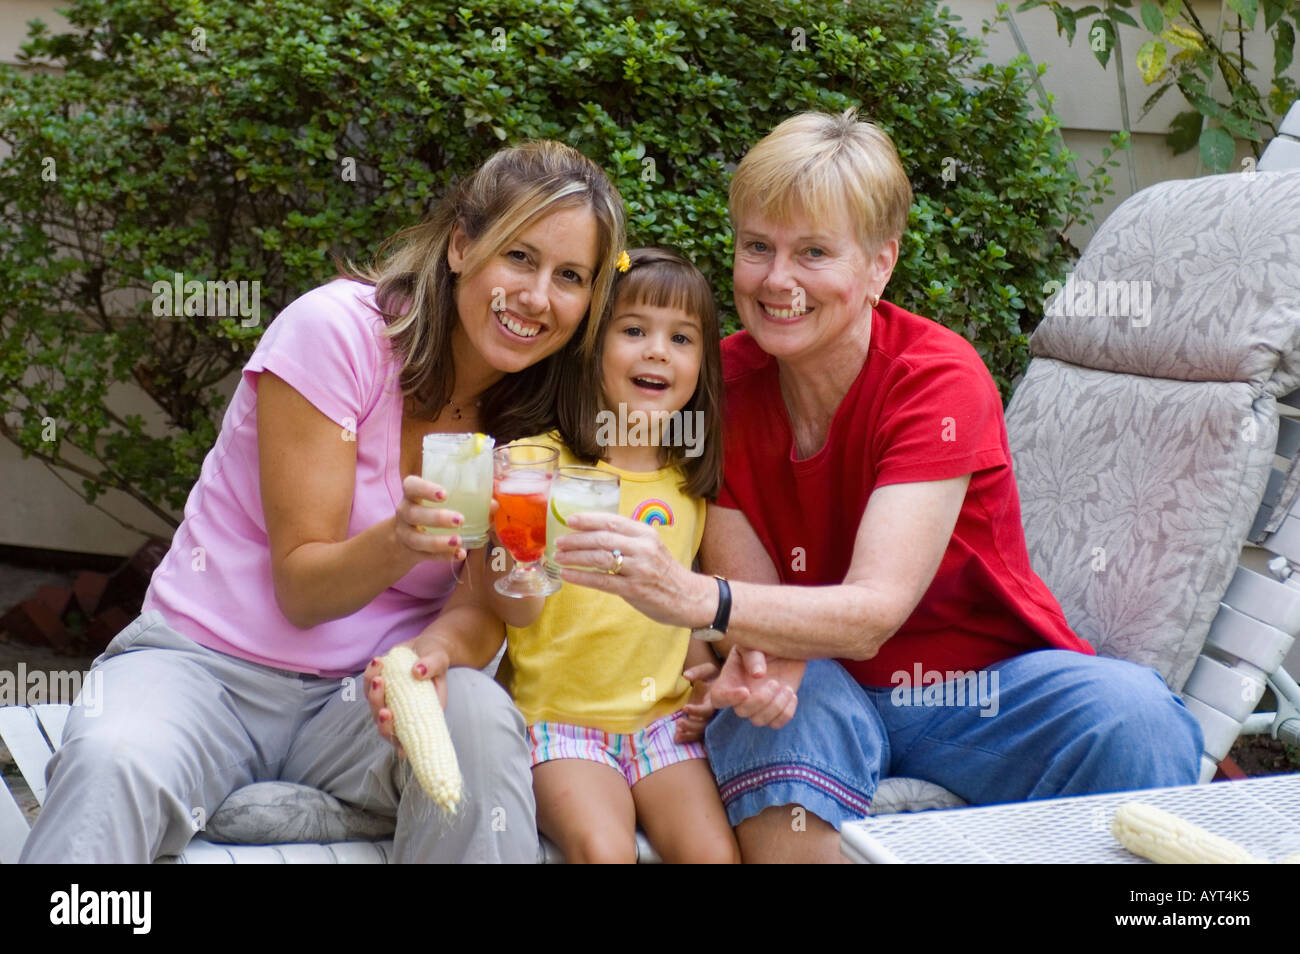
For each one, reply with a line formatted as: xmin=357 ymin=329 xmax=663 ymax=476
xmin=1258 ymin=100 xmax=1300 ymax=171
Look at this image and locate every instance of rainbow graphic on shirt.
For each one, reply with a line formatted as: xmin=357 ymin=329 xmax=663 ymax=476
xmin=632 ymin=499 xmax=674 ymax=527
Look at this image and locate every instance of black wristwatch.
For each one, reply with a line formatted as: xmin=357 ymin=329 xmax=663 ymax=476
xmin=690 ymin=576 xmax=731 ymax=643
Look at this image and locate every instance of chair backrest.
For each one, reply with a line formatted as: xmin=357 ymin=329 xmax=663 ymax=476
xmin=1004 ymin=170 xmax=1300 ymax=691
xmin=1258 ymin=101 xmax=1300 ymax=171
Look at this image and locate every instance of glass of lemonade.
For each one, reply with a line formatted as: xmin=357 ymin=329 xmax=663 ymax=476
xmin=545 ymin=466 xmax=621 ymax=579
xmin=421 ymin=432 xmax=495 ymax=548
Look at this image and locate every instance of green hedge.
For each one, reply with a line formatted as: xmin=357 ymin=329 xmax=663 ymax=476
xmin=0 ymin=0 xmax=1113 ymax=527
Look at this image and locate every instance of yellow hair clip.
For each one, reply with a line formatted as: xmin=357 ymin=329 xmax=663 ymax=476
xmin=616 ymin=250 xmax=631 ymax=273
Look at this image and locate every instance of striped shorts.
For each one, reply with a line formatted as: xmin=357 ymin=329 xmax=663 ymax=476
xmin=526 ymin=711 xmax=706 ymax=786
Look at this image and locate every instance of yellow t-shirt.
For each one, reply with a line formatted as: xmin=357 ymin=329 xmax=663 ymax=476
xmin=499 ymin=431 xmax=706 ymax=733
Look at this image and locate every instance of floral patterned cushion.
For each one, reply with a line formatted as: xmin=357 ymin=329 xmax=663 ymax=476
xmin=1005 ymin=170 xmax=1300 ymax=691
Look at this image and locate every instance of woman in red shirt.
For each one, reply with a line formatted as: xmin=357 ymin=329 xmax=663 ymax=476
xmin=555 ymin=108 xmax=1203 ymax=863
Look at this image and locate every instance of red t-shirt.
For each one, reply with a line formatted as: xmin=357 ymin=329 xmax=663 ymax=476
xmin=717 ymin=301 xmax=1094 ymax=687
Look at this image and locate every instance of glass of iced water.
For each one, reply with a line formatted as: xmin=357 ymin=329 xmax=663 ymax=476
xmin=421 ymin=432 xmax=495 ymax=548
xmin=545 ymin=466 xmax=621 ymax=579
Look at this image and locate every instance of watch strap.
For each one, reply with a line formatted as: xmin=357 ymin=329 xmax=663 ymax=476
xmin=690 ymin=576 xmax=731 ymax=643
xmin=712 ymin=576 xmax=731 ymax=633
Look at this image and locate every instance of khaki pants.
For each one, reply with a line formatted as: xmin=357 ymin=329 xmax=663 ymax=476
xmin=19 ymin=610 xmax=537 ymax=863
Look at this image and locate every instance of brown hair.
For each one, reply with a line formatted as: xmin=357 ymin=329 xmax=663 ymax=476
xmin=556 ymin=247 xmax=724 ymax=500
xmin=339 ymin=140 xmax=626 ymax=443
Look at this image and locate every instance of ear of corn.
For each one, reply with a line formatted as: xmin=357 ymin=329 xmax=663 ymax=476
xmin=1111 ymin=802 xmax=1265 ymax=864
xmin=382 ymin=645 xmax=463 ymax=814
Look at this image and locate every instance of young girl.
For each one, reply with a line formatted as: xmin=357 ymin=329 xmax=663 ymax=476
xmin=373 ymin=247 xmax=738 ymax=863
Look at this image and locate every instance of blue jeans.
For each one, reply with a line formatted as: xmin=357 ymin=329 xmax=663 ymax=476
xmin=704 ymin=650 xmax=1204 ymax=830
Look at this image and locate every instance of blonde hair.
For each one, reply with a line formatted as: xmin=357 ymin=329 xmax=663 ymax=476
xmin=729 ymin=107 xmax=912 ymax=253
xmin=341 ymin=140 xmax=626 ymax=441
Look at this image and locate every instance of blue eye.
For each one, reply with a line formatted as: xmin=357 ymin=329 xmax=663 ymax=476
xmin=807 ymin=247 xmax=825 ymax=258
xmin=672 ymin=333 xmax=692 ymax=345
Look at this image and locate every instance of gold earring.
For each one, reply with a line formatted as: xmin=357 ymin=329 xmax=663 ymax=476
xmin=870 ymin=294 xmax=880 ymax=308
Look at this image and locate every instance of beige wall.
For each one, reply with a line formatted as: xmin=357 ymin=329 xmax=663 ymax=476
xmin=0 ymin=1 xmax=70 ymax=62
xmin=950 ymin=0 xmax=1300 ymax=246
xmin=951 ymin=0 xmax=1294 ymax=246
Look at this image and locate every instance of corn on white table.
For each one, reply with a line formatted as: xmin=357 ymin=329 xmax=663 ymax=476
xmin=840 ymin=774 xmax=1300 ymax=864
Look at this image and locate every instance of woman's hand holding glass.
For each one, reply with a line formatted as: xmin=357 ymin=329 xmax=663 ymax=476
xmin=553 ymin=512 xmax=708 ymax=627
xmin=393 ymin=474 xmax=503 ymax=565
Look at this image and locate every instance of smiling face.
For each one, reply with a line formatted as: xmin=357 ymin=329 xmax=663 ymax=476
xmin=732 ymin=203 xmax=897 ymax=364
xmin=599 ymin=295 xmax=704 ymax=421
xmin=448 ymin=203 xmax=601 ymax=375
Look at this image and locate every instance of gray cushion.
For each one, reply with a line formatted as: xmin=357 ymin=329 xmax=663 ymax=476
xmin=205 ymin=782 xmax=395 ymax=845
xmin=870 ymin=777 xmax=966 ymax=815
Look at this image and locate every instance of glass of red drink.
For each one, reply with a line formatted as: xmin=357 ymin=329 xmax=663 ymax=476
xmin=492 ymin=443 xmax=560 ymax=598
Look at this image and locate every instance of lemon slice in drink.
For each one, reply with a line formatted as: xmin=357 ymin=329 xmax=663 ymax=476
xmin=455 ymin=432 xmax=489 ymax=461
xmin=550 ymin=496 xmax=570 ymax=527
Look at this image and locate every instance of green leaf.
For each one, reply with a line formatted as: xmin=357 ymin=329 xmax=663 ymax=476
xmin=1140 ymin=1 xmax=1165 ymax=33
xmin=1137 ymin=40 xmax=1168 ymax=83
xmin=1262 ymin=0 xmax=1287 ymax=29
xmin=1220 ymin=110 xmax=1262 ymax=141
xmin=1140 ymin=79 xmax=1174 ymax=117
xmin=1225 ymin=0 xmax=1258 ymax=29
xmin=1181 ymin=77 xmax=1226 ymax=118
xmin=1276 ymin=20 xmax=1294 ymax=76
xmin=1089 ymin=18 xmax=1116 ymax=67
xmin=1166 ymin=109 xmax=1202 ymax=153
xmin=1270 ymin=75 xmax=1299 ymax=114
xmin=1054 ymin=6 xmax=1078 ymax=43
xmin=1162 ymin=0 xmax=1183 ymax=17
xmin=1199 ymin=125 xmax=1236 ymax=171
xmin=1108 ymin=9 xmax=1140 ymax=29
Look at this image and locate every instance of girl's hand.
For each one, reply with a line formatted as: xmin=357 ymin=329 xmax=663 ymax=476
xmin=675 ymin=660 xmax=721 ymax=743
xmin=554 ymin=512 xmax=712 ymax=629
xmin=709 ymin=647 xmax=804 ymax=730
xmin=364 ymin=637 xmax=452 ymax=758
xmin=393 ymin=474 xmax=471 ymax=564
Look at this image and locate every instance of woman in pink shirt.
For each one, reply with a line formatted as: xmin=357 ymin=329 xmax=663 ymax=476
xmin=20 ymin=140 xmax=627 ymax=864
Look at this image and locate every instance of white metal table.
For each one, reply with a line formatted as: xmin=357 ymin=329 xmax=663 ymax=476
xmin=841 ymin=774 xmax=1300 ymax=863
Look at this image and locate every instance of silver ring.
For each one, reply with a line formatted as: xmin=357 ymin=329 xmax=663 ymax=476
xmin=608 ymin=548 xmax=624 ymax=575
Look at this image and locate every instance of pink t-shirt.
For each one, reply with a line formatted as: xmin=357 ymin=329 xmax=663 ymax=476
xmin=142 ymin=278 xmax=460 ymax=677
